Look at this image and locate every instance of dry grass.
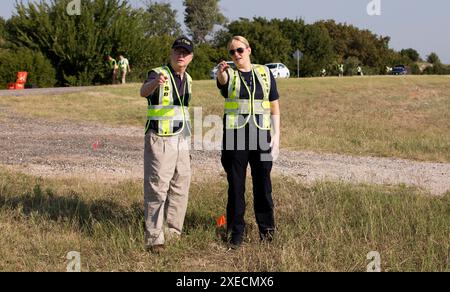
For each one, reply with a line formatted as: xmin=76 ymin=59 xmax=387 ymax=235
xmin=273 ymin=76 xmax=450 ymax=162
xmin=0 ymin=83 xmax=146 ymax=126
xmin=0 ymin=76 xmax=449 ymax=161
xmin=1 ymin=168 xmax=448 ymax=272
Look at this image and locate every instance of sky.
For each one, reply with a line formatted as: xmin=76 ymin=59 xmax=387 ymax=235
xmin=1 ymin=0 xmax=449 ymax=63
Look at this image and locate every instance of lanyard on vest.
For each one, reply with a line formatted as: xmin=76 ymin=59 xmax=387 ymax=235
xmin=165 ymin=66 xmax=186 ymax=105
xmin=238 ymin=70 xmax=256 ymax=114
xmin=164 ymin=66 xmax=190 ymax=135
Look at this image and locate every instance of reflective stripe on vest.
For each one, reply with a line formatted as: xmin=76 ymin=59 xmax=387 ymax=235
xmin=224 ymin=99 xmax=250 ymax=114
xmin=147 ymin=105 xmax=191 ymax=121
xmin=145 ymin=66 xmax=192 ymax=136
xmin=224 ymin=64 xmax=271 ymax=130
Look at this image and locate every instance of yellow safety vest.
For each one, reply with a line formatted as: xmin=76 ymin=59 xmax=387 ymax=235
xmin=224 ymin=64 xmax=271 ymax=130
xmin=145 ymin=66 xmax=192 ymax=136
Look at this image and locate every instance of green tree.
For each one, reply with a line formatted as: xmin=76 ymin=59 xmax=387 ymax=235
xmin=317 ymin=20 xmax=393 ymax=74
xmin=220 ymin=18 xmax=338 ymax=77
xmin=188 ymin=43 xmax=227 ymax=79
xmin=423 ymin=64 xmax=446 ymax=75
xmin=143 ymin=1 xmax=181 ymax=37
xmin=343 ymin=56 xmax=360 ymax=76
xmin=274 ymin=18 xmax=306 ymax=48
xmin=0 ymin=17 xmax=5 ymax=43
xmin=427 ymin=52 xmax=441 ymax=64
xmin=386 ymin=48 xmax=410 ymax=67
xmin=0 ymin=47 xmax=56 ymax=87
xmin=225 ymin=18 xmax=292 ymax=65
xmin=214 ymin=17 xmax=430 ymax=76
xmin=7 ymin=0 xmax=148 ymax=86
xmin=317 ymin=20 xmax=350 ymax=60
xmin=410 ymin=63 xmax=422 ymax=75
xmin=299 ymin=24 xmax=335 ymax=76
xmin=400 ymin=48 xmax=420 ymax=62
xmin=268 ymin=18 xmax=305 ymax=76
xmin=132 ymin=35 xmax=175 ymax=81
xmin=184 ymin=0 xmax=227 ymax=43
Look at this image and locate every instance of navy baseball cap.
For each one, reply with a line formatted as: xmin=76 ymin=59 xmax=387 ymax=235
xmin=172 ymin=37 xmax=194 ymax=53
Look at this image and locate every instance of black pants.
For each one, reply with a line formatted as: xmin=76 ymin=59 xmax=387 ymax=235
xmin=221 ymin=149 xmax=275 ymax=243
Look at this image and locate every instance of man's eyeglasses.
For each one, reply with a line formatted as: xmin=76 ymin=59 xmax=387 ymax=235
xmin=173 ymin=49 xmax=191 ymax=56
xmin=229 ymin=47 xmax=245 ymax=56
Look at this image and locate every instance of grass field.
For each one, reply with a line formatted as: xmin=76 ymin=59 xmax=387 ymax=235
xmin=0 ymin=168 xmax=448 ymax=272
xmin=0 ymin=75 xmax=449 ymax=162
xmin=1 ymin=75 xmax=449 ymax=272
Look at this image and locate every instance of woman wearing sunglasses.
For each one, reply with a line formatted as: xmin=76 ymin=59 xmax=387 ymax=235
xmin=216 ymin=36 xmax=281 ymax=249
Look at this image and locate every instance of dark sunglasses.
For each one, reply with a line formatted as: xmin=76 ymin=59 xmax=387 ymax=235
xmin=229 ymin=47 xmax=245 ymax=56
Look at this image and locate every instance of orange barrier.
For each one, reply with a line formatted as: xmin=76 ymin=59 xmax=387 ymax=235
xmin=16 ymin=72 xmax=28 ymax=84
xmin=14 ymin=83 xmax=25 ymax=90
xmin=7 ymin=72 xmax=28 ymax=90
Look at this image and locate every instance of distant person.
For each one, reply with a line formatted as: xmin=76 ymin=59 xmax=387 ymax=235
xmin=321 ymin=68 xmax=327 ymax=77
xmin=357 ymin=66 xmax=364 ymax=76
xmin=386 ymin=66 xmax=392 ymax=74
xmin=140 ymin=36 xmax=194 ymax=254
xmin=106 ymin=55 xmax=119 ymax=84
xmin=118 ymin=55 xmax=131 ymax=84
xmin=338 ymin=64 xmax=344 ymax=77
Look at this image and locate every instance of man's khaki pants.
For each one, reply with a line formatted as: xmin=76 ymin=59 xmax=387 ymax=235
xmin=144 ymin=130 xmax=191 ymax=247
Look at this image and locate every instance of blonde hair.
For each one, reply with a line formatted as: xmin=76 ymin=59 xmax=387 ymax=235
xmin=227 ymin=36 xmax=250 ymax=50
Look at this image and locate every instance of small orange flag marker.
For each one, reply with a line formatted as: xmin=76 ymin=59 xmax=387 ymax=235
xmin=92 ymin=140 xmax=100 ymax=150
xmin=216 ymin=215 xmax=226 ymax=228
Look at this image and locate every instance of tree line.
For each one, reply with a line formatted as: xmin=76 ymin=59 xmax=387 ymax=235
xmin=0 ymin=0 xmax=448 ymax=88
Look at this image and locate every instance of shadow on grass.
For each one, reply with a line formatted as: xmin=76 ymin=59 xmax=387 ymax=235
xmin=184 ymin=211 xmax=217 ymax=232
xmin=0 ymin=183 xmax=144 ymax=236
xmin=0 ymin=182 xmax=223 ymax=239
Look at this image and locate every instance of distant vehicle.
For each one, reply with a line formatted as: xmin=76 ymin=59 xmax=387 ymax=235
xmin=391 ymin=65 xmax=408 ymax=75
xmin=210 ymin=61 xmax=236 ymax=79
xmin=265 ymin=63 xmax=290 ymax=78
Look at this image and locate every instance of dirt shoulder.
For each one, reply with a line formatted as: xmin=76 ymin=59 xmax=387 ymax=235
xmin=0 ymin=86 xmax=102 ymax=97
xmin=1 ymin=108 xmax=449 ymax=195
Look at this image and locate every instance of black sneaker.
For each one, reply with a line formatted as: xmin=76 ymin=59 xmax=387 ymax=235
xmin=229 ymin=235 xmax=243 ymax=250
xmin=229 ymin=241 xmax=242 ymax=250
xmin=260 ymin=230 xmax=275 ymax=243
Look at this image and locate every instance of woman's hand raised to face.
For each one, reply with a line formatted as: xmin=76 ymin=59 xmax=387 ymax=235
xmin=218 ymin=61 xmax=230 ymax=73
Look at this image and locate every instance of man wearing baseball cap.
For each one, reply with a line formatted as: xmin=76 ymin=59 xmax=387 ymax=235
xmin=171 ymin=36 xmax=194 ymax=53
xmin=140 ymin=36 xmax=194 ymax=253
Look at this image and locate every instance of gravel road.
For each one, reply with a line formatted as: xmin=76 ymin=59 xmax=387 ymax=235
xmin=0 ymin=86 xmax=101 ymax=97
xmin=1 ymin=108 xmax=449 ymax=195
